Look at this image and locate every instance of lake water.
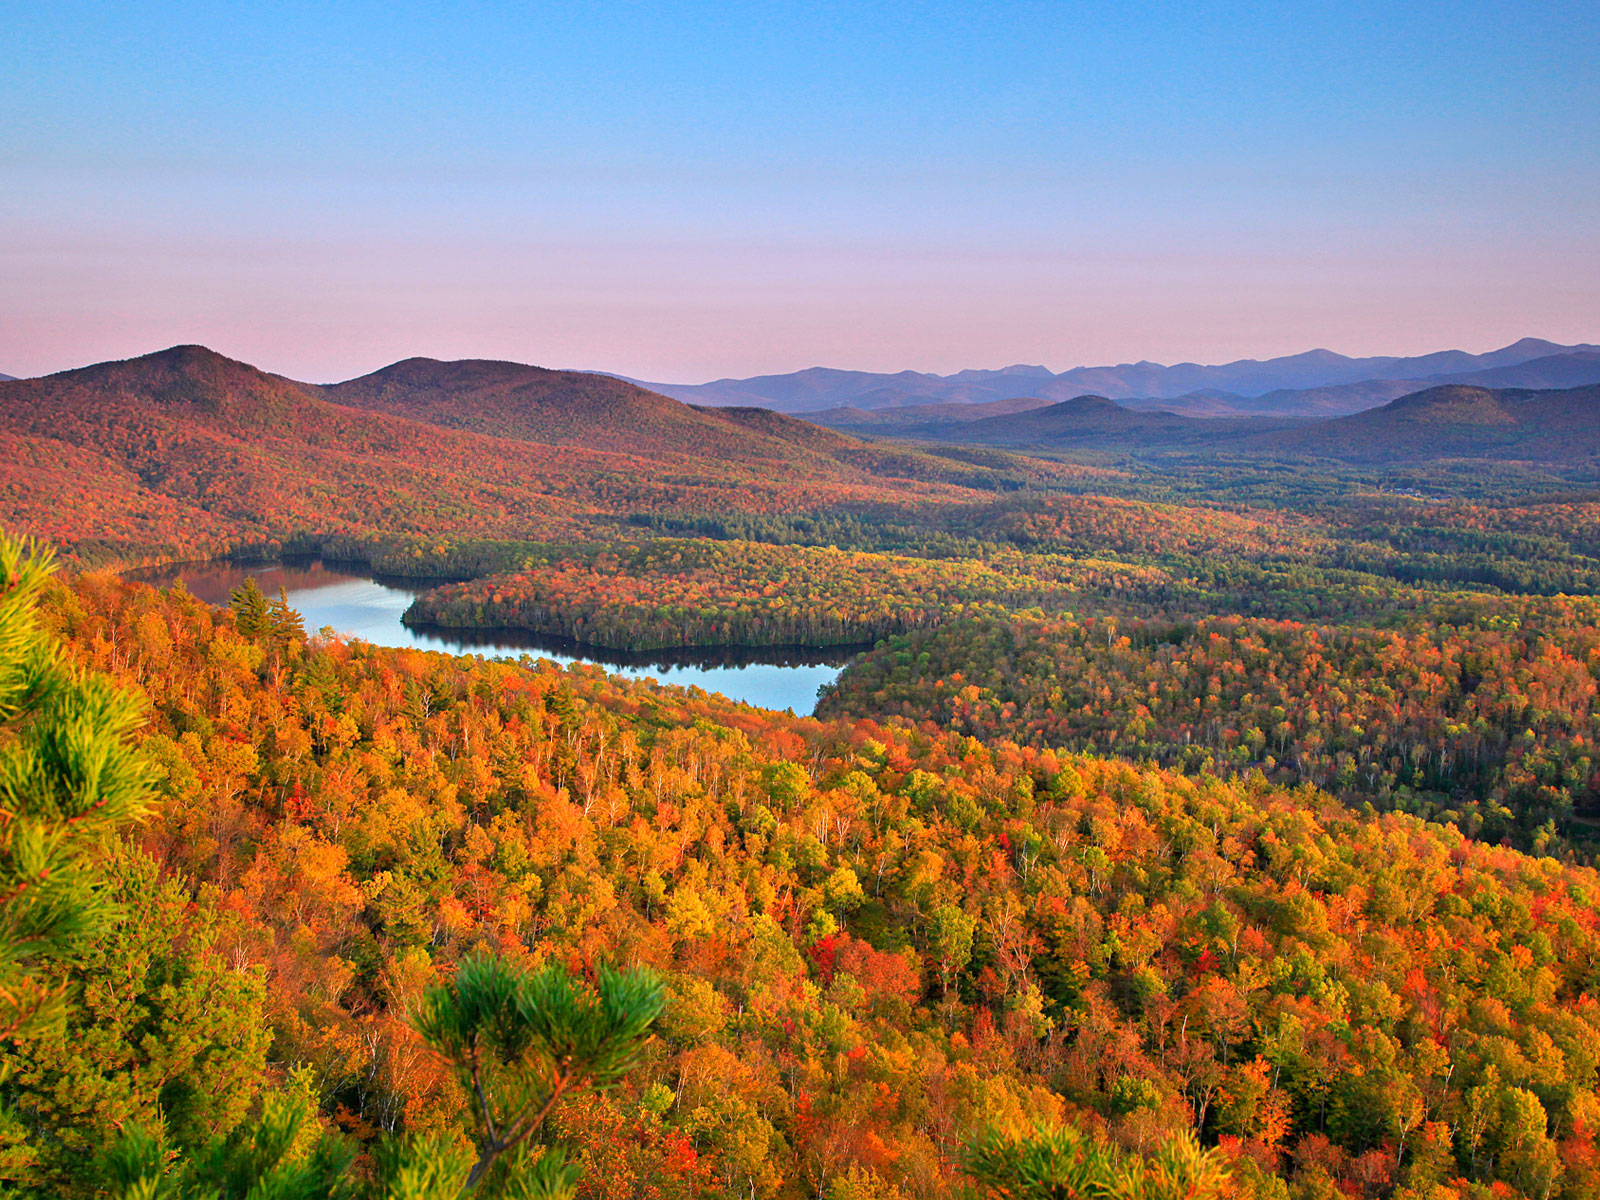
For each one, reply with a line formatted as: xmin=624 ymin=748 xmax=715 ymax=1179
xmin=128 ymin=560 xmax=861 ymax=715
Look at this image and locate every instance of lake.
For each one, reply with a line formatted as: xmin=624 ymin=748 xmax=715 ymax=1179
xmin=127 ymin=559 xmax=862 ymax=715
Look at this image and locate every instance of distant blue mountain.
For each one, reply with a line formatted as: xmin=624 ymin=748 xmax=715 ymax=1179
xmin=622 ymin=338 xmax=1600 ymax=413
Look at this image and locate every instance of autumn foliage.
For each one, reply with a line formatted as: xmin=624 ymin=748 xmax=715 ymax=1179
xmin=7 ymin=570 xmax=1597 ymax=1198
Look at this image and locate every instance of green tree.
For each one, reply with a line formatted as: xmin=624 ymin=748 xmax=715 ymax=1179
xmin=0 ymin=532 xmax=153 ymax=1043
xmin=0 ymin=845 xmax=271 ymax=1191
xmin=1491 ymin=1085 xmax=1561 ymax=1198
xmin=929 ymin=903 xmax=975 ymax=1000
xmin=268 ymin=586 xmax=307 ymax=648
xmin=962 ymin=1123 xmax=1232 ymax=1199
xmin=88 ymin=951 xmax=664 ymax=1200
xmin=94 ymin=1080 xmax=357 ymax=1200
xmin=412 ymin=953 xmax=666 ymax=1194
xmin=228 ymin=577 xmax=271 ymax=638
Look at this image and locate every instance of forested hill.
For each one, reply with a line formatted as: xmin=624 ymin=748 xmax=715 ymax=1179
xmin=0 ymin=344 xmax=335 ymax=435
xmin=0 ymin=345 xmax=1031 ymax=568
xmin=1260 ymin=383 xmax=1600 ymax=464
xmin=7 ymin=335 xmax=1600 ymax=1198
xmin=813 ymin=380 xmax=1600 ymax=468
xmin=324 ymin=356 xmax=873 ymax=462
xmin=14 ymin=562 xmax=1600 ymax=1200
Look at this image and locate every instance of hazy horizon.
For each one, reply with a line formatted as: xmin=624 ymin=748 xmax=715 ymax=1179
xmin=7 ymin=332 xmax=1600 ymax=389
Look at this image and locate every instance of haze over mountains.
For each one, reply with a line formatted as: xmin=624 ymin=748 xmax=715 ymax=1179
xmin=627 ymin=337 xmax=1600 ymax=416
xmin=12 ymin=338 xmax=1597 ymax=425
xmin=806 ymin=379 xmax=1600 ymax=466
xmin=3 ymin=344 xmax=1596 ymax=479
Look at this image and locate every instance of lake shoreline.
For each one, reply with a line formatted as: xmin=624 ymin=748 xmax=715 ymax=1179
xmin=122 ymin=556 xmax=853 ymax=715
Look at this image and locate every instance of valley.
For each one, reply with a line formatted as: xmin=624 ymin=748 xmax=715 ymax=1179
xmin=3 ymin=341 xmax=1599 ymax=1200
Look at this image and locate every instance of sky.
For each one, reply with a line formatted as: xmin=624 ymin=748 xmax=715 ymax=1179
xmin=3 ymin=0 xmax=1598 ymax=383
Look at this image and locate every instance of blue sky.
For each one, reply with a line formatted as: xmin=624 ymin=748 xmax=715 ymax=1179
xmin=3 ymin=1 xmax=1597 ymax=380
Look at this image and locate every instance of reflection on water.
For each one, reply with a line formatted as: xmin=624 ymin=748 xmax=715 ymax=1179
xmin=126 ymin=559 xmax=861 ymax=715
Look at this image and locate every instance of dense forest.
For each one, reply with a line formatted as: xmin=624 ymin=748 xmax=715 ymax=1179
xmin=818 ymin=601 xmax=1600 ymax=855
xmin=399 ymin=540 xmax=1149 ymax=651
xmin=3 ymin=553 xmax=1599 ymax=1199
xmin=4 ymin=346 xmax=1600 ymax=1198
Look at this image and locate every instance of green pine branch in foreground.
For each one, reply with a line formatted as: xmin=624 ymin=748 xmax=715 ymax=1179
xmin=94 ymin=957 xmax=668 ymax=1200
xmin=0 ymin=532 xmax=154 ymax=1045
xmin=412 ymin=954 xmax=667 ymax=1195
xmin=962 ymin=1124 xmax=1232 ymax=1200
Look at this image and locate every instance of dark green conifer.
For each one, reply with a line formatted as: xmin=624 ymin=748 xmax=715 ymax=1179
xmin=413 ymin=954 xmax=665 ymax=1194
xmin=0 ymin=532 xmax=154 ymax=1044
xmin=268 ymin=585 xmax=307 ymax=647
xmin=228 ymin=577 xmax=271 ymax=637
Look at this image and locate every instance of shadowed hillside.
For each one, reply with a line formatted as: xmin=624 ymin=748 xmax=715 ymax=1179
xmin=807 ymin=395 xmax=1055 ymax=430
xmin=961 ymin=394 xmax=1194 ymax=444
xmin=1259 ymin=383 xmax=1600 ymax=463
xmin=821 ymin=392 xmax=1301 ymax=449
xmin=325 ymin=357 xmax=867 ymax=462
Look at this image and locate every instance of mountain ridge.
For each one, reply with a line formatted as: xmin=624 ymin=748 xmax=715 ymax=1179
xmin=1258 ymin=382 xmax=1600 ymax=463
xmin=323 ymin=355 xmax=860 ymax=462
xmin=623 ymin=338 xmax=1600 ymax=412
xmin=813 ymin=378 xmax=1600 ymax=466
xmin=0 ymin=344 xmax=1032 ymax=566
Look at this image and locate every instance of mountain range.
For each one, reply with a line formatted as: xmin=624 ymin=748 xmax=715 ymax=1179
xmin=626 ymin=338 xmax=1600 ymax=415
xmin=1260 ymin=383 xmax=1600 ymax=464
xmin=809 ymin=351 xmax=1600 ymax=434
xmin=2 ymin=344 xmax=1596 ymax=574
xmin=1118 ymin=350 xmax=1600 ymax=418
xmin=826 ymin=380 xmax=1600 ymax=466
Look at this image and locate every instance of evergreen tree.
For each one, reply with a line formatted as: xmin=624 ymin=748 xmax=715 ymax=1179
xmin=962 ymin=1123 xmax=1232 ymax=1200
xmin=86 ymin=954 xmax=665 ymax=1200
xmin=0 ymin=845 xmax=271 ymax=1192
xmin=269 ymin=585 xmax=307 ymax=647
xmin=413 ymin=953 xmax=666 ymax=1194
xmin=94 ymin=1082 xmax=356 ymax=1200
xmin=228 ymin=578 xmax=270 ymax=638
xmin=0 ymin=532 xmax=153 ymax=1044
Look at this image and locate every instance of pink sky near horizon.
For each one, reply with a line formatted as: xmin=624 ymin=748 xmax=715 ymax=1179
xmin=5 ymin=149 xmax=1597 ymax=385
xmin=7 ymin=217 xmax=1596 ymax=384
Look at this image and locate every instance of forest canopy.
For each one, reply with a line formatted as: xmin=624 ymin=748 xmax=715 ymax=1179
xmin=0 ymin=562 xmax=1592 ymax=1198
